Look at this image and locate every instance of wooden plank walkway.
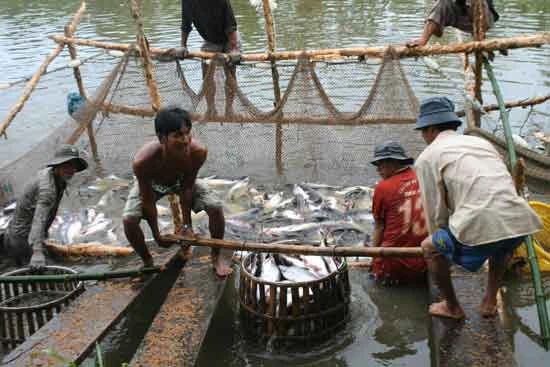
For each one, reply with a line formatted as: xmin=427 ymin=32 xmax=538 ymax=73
xmin=130 ymin=246 xmax=231 ymax=366
xmin=1 ymin=246 xmax=184 ymax=367
xmin=428 ymin=268 xmax=516 ymax=367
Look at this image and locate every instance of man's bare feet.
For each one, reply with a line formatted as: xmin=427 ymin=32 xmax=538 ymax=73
xmin=429 ymin=300 xmax=466 ymax=320
xmin=212 ymin=255 xmax=233 ymax=278
xmin=480 ymin=297 xmax=498 ymax=318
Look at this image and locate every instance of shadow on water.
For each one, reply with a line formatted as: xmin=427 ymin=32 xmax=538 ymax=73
xmin=196 ymin=268 xmax=431 ymax=367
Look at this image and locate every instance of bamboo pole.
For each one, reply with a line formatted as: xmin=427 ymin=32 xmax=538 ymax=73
xmin=129 ymin=0 xmax=161 ymax=112
xmin=64 ymin=1 xmax=99 ymax=161
xmin=0 ymin=267 xmax=163 ymax=284
xmin=472 ymin=0 xmax=486 ymax=127
xmin=0 ymin=44 xmax=64 ymax=139
xmin=262 ymin=0 xmax=284 ymax=175
xmin=175 ymin=235 xmax=423 ymax=258
xmin=44 ymin=240 xmax=134 ymax=257
xmin=101 ymin=102 xmax=155 ymax=117
xmin=129 ymin=0 xmax=182 ymax=233
xmin=49 ymin=32 xmax=550 ymax=61
xmin=456 ymin=94 xmax=550 ymax=117
xmin=455 ymin=30 xmax=477 ymax=128
xmin=0 ymin=2 xmax=89 ymax=139
xmin=484 ymin=57 xmax=550 ymax=349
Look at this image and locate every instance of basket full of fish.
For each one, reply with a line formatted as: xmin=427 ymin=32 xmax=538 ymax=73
xmin=239 ymin=251 xmax=351 ymax=343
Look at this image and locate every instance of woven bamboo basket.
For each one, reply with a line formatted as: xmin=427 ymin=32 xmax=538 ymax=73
xmin=239 ymin=253 xmax=351 ymax=343
xmin=0 ymin=265 xmax=84 ymax=352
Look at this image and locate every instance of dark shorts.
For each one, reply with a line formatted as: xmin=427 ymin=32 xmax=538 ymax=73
xmin=432 ymin=228 xmax=525 ymax=272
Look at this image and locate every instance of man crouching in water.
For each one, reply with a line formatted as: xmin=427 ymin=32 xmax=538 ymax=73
xmin=122 ymin=107 xmax=232 ymax=277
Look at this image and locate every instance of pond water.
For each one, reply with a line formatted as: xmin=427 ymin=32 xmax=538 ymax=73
xmin=0 ymin=0 xmax=549 ymax=366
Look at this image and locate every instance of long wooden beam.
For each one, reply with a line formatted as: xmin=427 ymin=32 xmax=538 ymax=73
xmin=100 ymin=94 xmax=549 ymax=124
xmin=177 ymin=236 xmax=424 ymax=257
xmin=49 ymin=32 xmax=550 ymax=61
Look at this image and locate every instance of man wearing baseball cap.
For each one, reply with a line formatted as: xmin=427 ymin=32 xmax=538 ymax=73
xmin=1 ymin=144 xmax=88 ymax=268
xmin=369 ymin=141 xmax=428 ymax=285
xmin=414 ymin=96 xmax=542 ymax=319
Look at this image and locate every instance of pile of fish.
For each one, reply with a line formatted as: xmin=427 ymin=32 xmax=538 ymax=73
xmin=1 ymin=174 xmax=375 ymax=263
xmin=247 ymin=252 xmax=341 ymax=283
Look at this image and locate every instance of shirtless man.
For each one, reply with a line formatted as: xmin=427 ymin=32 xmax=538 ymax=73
xmin=122 ymin=107 xmax=232 ymax=277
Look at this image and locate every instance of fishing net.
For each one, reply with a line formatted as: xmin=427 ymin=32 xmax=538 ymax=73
xmin=1 ymin=46 xmax=430 ymax=204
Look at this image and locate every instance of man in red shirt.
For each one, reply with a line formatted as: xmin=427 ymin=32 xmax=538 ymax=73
xmin=369 ymin=141 xmax=428 ymax=285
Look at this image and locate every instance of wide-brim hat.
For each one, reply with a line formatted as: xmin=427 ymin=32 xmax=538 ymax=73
xmin=415 ymin=96 xmax=462 ymax=130
xmin=370 ymin=141 xmax=414 ymax=166
xmin=47 ymin=144 xmax=88 ymax=172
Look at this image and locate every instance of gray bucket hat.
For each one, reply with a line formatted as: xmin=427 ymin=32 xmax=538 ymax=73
xmin=47 ymin=144 xmax=88 ymax=172
xmin=370 ymin=141 xmax=414 ymax=166
xmin=415 ymin=96 xmax=462 ymax=130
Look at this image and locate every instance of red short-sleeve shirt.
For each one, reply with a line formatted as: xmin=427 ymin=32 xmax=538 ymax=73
xmin=371 ymin=167 xmax=428 ymax=283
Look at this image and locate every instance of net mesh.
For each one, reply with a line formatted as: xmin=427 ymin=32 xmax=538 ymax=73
xmin=1 ymin=48 xmax=431 ymax=204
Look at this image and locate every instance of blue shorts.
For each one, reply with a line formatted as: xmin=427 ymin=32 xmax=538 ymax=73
xmin=432 ymin=228 xmax=525 ymax=272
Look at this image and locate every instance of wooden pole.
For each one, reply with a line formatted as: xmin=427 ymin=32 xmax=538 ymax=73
xmin=98 ymin=94 xmax=549 ymax=125
xmin=472 ymin=0 xmax=486 ymax=127
xmin=129 ymin=0 xmax=161 ymax=112
xmin=176 ymin=235 xmax=424 ymax=258
xmin=64 ymin=1 xmax=99 ymax=161
xmin=49 ymin=32 xmax=550 ymax=61
xmin=0 ymin=267 xmax=163 ymax=284
xmin=0 ymin=45 xmax=64 ymax=139
xmin=455 ymin=30 xmax=477 ymax=128
xmin=261 ymin=0 xmax=284 ymax=175
xmin=44 ymin=240 xmax=134 ymax=257
xmin=129 ymin=0 xmax=182 ymax=234
xmin=456 ymin=94 xmax=550 ymax=117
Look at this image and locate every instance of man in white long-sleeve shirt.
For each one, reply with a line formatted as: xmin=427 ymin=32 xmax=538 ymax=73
xmin=414 ymin=96 xmax=542 ymax=319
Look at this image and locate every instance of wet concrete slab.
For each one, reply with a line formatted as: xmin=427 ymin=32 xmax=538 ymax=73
xmin=1 ymin=246 xmax=184 ymax=367
xmin=429 ymin=268 xmax=516 ymax=367
xmin=131 ymin=246 xmax=230 ymax=367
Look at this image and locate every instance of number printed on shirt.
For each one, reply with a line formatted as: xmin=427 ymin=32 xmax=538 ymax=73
xmin=398 ymin=196 xmax=427 ymax=236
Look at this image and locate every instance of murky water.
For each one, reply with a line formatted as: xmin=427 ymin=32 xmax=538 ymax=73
xmin=0 ymin=0 xmax=549 ymax=366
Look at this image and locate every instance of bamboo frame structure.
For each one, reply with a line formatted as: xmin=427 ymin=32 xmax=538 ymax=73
xmin=48 ymin=33 xmax=550 ymax=61
xmin=0 ymin=2 xmax=88 ymax=139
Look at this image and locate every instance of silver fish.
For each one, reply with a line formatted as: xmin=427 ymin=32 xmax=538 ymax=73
xmin=263 ymin=192 xmax=284 ymax=213
xmin=2 ymin=202 xmax=16 ymax=215
xmin=278 ymin=265 xmax=318 ymax=282
xmin=226 ymin=177 xmax=250 ymax=202
xmin=0 ymin=215 xmax=11 ymax=231
xmin=87 ymin=174 xmax=130 ymax=192
xmin=261 ymin=255 xmax=281 ymax=282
